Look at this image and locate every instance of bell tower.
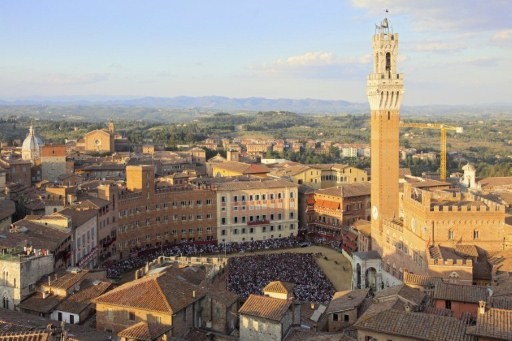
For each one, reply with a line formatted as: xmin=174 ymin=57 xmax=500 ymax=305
xmin=368 ymin=17 xmax=404 ymax=253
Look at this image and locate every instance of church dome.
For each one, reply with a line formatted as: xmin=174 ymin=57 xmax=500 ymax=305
xmin=21 ymin=125 xmax=43 ymax=162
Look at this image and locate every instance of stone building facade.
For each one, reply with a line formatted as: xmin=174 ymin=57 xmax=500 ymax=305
xmin=211 ymin=177 xmax=299 ymax=243
xmin=84 ymin=129 xmax=114 ymax=154
xmin=112 ymin=165 xmax=217 ymax=258
xmin=305 ymin=182 xmax=371 ymax=240
xmin=0 ymin=158 xmax=32 ymax=188
xmin=41 ymin=145 xmax=67 ymax=183
xmin=0 ymin=253 xmax=54 ymax=310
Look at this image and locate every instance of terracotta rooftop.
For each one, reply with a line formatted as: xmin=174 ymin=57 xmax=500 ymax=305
xmin=56 ymin=208 xmax=98 ymax=228
xmin=18 ymin=293 xmax=64 ymax=314
xmin=467 ymin=308 xmax=512 ymax=340
xmin=212 ymin=161 xmax=270 ymax=175
xmin=354 ymin=309 xmax=473 ymax=341
xmin=95 ymin=266 xmax=206 ymax=314
xmin=358 ymin=298 xmax=405 ymax=321
xmin=43 ymin=270 xmax=89 ymax=292
xmin=407 ymin=179 xmax=451 ymax=189
xmin=374 ymin=284 xmax=425 ymax=306
xmin=403 ymin=271 xmax=442 ymax=288
xmin=434 ymin=282 xmax=489 ymax=304
xmin=0 ymin=219 xmax=69 ymax=251
xmin=263 ymin=281 xmax=295 ymax=295
xmin=206 ymin=287 xmax=239 ymax=307
xmin=0 ymin=330 xmax=52 ymax=340
xmin=239 ymin=294 xmax=292 ymax=322
xmin=326 ymin=288 xmax=369 ymax=314
xmin=284 ymin=328 xmax=356 ymax=341
xmin=424 ymin=306 xmax=454 ymax=317
xmin=55 ymin=280 xmax=111 ymax=314
xmin=478 ymin=176 xmax=512 ymax=190
xmin=117 ymin=322 xmax=171 ymax=341
xmin=489 ymin=296 xmax=512 ymax=310
xmin=352 ymin=251 xmax=381 ymax=261
xmin=269 ymin=164 xmax=311 ymax=177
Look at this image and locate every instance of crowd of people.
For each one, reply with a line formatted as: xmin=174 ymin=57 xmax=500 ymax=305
xmin=227 ymin=253 xmax=336 ymax=304
xmin=106 ymin=237 xmax=303 ymax=279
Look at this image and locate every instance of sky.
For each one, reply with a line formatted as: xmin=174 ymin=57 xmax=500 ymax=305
xmin=0 ymin=0 xmax=511 ymax=105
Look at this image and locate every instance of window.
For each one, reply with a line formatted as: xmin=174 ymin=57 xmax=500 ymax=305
xmin=473 ymin=230 xmax=479 ymax=240
xmin=70 ymin=315 xmax=75 ymax=324
xmin=221 ymin=229 xmax=226 ymax=236
xmin=333 ymin=313 xmax=339 ymax=321
xmin=445 ymin=300 xmax=452 ymax=309
xmin=221 ymin=196 xmax=226 ymax=203
xmin=233 ymin=196 xmax=238 ymax=202
xmin=448 ymin=229 xmax=454 ymax=240
xmin=221 ymin=218 xmax=226 ymax=225
xmin=344 ymin=314 xmax=349 ymax=322
xmin=129 ymin=312 xmax=136 ymax=321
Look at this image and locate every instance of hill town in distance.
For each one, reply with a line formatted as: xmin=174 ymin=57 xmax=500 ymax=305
xmin=1 ymin=8 xmax=512 ymax=341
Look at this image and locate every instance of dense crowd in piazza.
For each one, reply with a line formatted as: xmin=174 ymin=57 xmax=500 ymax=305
xmin=106 ymin=237 xmax=305 ymax=279
xmin=227 ymin=253 xmax=336 ymax=304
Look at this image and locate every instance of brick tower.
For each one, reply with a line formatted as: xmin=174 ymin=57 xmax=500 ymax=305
xmin=368 ymin=17 xmax=404 ymax=253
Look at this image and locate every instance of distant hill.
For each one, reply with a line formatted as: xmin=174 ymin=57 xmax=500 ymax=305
xmin=0 ymin=96 xmax=511 ymax=122
xmin=0 ymin=96 xmax=367 ymax=114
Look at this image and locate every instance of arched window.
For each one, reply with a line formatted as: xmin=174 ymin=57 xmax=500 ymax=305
xmin=473 ymin=230 xmax=479 ymax=240
xmin=385 ymin=52 xmax=391 ymax=74
xmin=2 ymin=297 xmax=8 ymax=309
xmin=448 ymin=229 xmax=454 ymax=240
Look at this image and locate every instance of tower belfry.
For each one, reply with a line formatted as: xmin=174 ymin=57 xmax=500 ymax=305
xmin=368 ymin=16 xmax=404 ymax=253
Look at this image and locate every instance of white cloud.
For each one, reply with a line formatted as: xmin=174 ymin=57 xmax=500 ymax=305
xmin=410 ymin=41 xmax=465 ymax=53
xmin=492 ymin=29 xmax=512 ymax=41
xmin=254 ymin=51 xmax=370 ymax=76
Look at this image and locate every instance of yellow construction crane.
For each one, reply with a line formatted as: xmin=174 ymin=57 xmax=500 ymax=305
xmin=400 ymin=122 xmax=463 ymax=181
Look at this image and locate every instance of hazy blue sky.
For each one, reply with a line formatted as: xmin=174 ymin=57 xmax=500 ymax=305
xmin=1 ymin=0 xmax=511 ymax=105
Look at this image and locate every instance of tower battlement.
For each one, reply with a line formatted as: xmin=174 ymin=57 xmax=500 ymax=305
xmin=404 ymin=183 xmax=506 ymax=213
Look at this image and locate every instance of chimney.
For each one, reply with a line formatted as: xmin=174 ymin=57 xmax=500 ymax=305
xmin=478 ymin=301 xmax=486 ymax=315
xmin=404 ymin=303 xmax=411 ymax=312
xmin=310 ymin=303 xmax=315 ymax=310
